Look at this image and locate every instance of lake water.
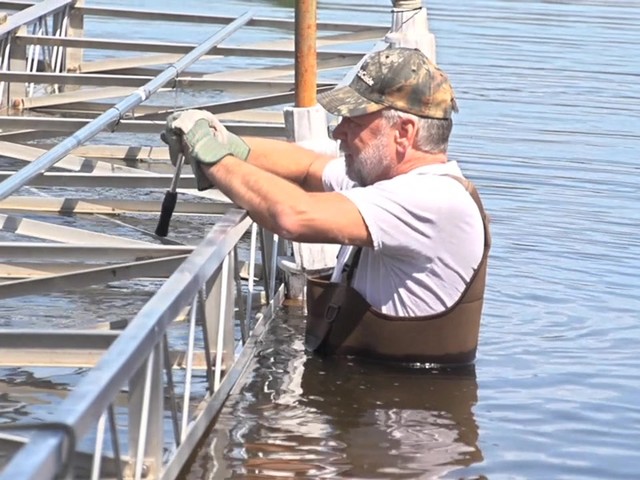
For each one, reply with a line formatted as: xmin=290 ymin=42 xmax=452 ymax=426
xmin=5 ymin=0 xmax=640 ymax=478
xmin=182 ymin=1 xmax=640 ymax=479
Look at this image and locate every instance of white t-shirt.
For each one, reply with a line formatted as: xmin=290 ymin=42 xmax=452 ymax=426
xmin=322 ymin=158 xmax=484 ymax=317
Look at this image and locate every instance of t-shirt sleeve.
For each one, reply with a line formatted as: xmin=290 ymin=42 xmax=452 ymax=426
xmin=339 ymin=175 xmax=468 ymax=254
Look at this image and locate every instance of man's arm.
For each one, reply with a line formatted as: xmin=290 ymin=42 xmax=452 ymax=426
xmin=201 ymin=155 xmax=373 ymax=247
xmin=243 ymin=137 xmax=334 ymax=192
xmin=161 ymin=110 xmax=364 ymax=242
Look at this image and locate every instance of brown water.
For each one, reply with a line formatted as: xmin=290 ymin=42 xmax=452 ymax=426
xmin=185 ymin=0 xmax=640 ymax=479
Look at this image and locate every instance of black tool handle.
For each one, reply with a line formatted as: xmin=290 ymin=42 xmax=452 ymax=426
xmin=155 ymin=153 xmax=184 ymax=237
xmin=155 ymin=190 xmax=178 ymax=237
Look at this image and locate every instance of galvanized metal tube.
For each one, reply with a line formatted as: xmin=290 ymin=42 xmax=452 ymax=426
xmin=0 ymin=9 xmax=255 ymax=202
xmin=243 ymin=222 xmax=258 ymax=343
xmin=90 ymin=413 xmax=106 ymax=480
xmin=162 ymin=335 xmax=181 ymax=447
xmin=269 ymin=234 xmax=279 ymax=301
xmin=107 ymin=405 xmax=124 ymax=480
xmin=198 ymin=287 xmax=215 ymax=390
xmin=0 ymin=0 xmax=74 ymax=38
xmin=294 ymin=0 xmax=317 ymax=107
xmin=181 ymin=296 xmax=198 ymax=442
xmin=133 ymin=350 xmax=155 ymax=480
xmin=214 ymin=254 xmax=230 ymax=391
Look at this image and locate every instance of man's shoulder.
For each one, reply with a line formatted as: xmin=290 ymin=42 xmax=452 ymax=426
xmin=375 ymin=162 xmax=468 ymax=192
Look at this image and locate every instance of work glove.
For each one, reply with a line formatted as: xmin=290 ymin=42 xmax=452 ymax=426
xmin=160 ymin=129 xmax=183 ymax=167
xmin=161 ymin=125 xmax=212 ymax=190
xmin=162 ymin=110 xmax=251 ymax=191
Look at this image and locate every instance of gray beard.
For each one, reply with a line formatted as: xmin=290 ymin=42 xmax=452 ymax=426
xmin=345 ymin=136 xmax=390 ymax=186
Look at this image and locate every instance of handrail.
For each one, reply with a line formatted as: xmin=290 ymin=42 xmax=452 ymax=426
xmin=0 ymin=209 xmax=255 ymax=480
xmin=0 ymin=9 xmax=255 ymax=202
xmin=0 ymin=2 xmax=388 ymax=32
xmin=0 ymin=0 xmax=74 ymax=38
xmin=79 ymin=5 xmax=388 ymax=32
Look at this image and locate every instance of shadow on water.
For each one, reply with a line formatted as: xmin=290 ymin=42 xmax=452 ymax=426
xmin=187 ymin=306 xmax=484 ymax=479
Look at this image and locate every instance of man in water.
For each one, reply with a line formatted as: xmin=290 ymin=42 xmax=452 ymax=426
xmin=163 ymin=47 xmax=490 ymax=365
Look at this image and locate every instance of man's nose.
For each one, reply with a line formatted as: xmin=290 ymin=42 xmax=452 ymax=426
xmin=331 ymin=118 xmax=347 ymax=141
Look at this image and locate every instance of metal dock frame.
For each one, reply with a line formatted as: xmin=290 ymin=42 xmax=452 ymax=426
xmin=0 ymin=0 xmax=403 ymax=478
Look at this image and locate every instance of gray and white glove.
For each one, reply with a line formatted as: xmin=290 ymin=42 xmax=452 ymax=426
xmin=161 ymin=109 xmax=250 ymax=191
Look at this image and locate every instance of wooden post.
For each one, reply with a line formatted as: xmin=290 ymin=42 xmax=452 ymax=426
xmin=282 ymin=1 xmax=340 ymax=300
xmin=294 ymin=0 xmax=317 ymax=108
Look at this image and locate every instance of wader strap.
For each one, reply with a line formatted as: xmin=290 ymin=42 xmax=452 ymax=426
xmin=445 ymin=175 xmax=492 ymax=249
xmin=305 ymin=247 xmax=362 ymax=352
xmin=324 ymin=247 xmax=361 ymax=327
xmin=345 ymin=247 xmax=362 ymax=284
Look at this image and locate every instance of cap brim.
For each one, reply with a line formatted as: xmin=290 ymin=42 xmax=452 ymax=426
xmin=317 ymin=85 xmax=385 ymax=118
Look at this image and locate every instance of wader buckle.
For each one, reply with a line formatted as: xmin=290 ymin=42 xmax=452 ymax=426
xmin=324 ymin=303 xmax=340 ymax=323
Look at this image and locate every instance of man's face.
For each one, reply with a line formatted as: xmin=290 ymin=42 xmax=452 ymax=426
xmin=332 ymin=111 xmax=395 ymax=186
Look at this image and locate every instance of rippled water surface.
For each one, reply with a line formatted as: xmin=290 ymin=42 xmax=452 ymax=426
xmin=185 ymin=0 xmax=640 ymax=479
xmin=4 ymin=0 xmax=640 ymax=478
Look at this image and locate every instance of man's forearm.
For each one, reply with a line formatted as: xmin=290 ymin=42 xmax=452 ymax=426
xmin=243 ymin=137 xmax=334 ymax=192
xmin=201 ymin=156 xmax=369 ymax=245
xmin=203 ymin=155 xmax=311 ymax=238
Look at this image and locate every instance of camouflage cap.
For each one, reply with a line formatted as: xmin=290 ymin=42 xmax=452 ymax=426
xmin=318 ymin=47 xmax=458 ymax=119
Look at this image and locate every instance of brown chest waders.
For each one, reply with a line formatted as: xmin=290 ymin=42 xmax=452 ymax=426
xmin=305 ymin=176 xmax=491 ymax=366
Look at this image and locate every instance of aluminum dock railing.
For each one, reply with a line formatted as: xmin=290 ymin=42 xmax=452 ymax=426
xmin=0 ymin=1 xmax=417 ymax=478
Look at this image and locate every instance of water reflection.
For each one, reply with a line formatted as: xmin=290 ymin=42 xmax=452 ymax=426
xmin=191 ymin=308 xmax=483 ymax=479
xmin=298 ymin=358 xmax=482 ymax=479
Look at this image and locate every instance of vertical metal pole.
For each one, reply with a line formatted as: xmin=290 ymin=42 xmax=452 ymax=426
xmin=269 ymin=234 xmax=279 ymax=300
xmin=204 ymin=253 xmax=235 ymax=387
xmin=197 ymin=287 xmax=215 ymax=390
xmin=107 ymin=405 xmax=124 ymax=480
xmin=90 ymin=412 xmax=107 ymax=480
xmin=25 ymin=23 xmax=38 ymax=97
xmin=295 ymin=0 xmax=317 ymax=107
xmin=0 ymin=38 xmax=10 ymax=109
xmin=8 ymin=25 xmax=27 ymax=109
xmin=214 ymin=255 xmax=231 ymax=390
xmin=66 ymin=0 xmax=85 ymax=76
xmin=128 ymin=344 xmax=163 ymax=480
xmin=162 ymin=335 xmax=181 ymax=447
xmin=181 ymin=296 xmax=198 ymax=441
xmin=243 ymin=223 xmax=258 ymax=340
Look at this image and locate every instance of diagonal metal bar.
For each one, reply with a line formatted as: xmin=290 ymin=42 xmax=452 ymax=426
xmin=0 ymin=213 xmax=155 ymax=246
xmin=0 ymin=197 xmax=231 ymax=215
xmin=0 ymin=9 xmax=255 ymax=202
xmin=0 ymin=254 xmax=189 ymax=300
xmin=0 ymin=0 xmax=74 ymax=38
xmin=0 ymin=242 xmax=192 ymax=261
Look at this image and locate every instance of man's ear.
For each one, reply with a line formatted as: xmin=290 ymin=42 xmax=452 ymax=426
xmin=395 ymin=117 xmax=417 ymax=154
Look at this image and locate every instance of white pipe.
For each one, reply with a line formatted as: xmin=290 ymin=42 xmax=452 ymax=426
xmin=214 ymin=254 xmax=230 ymax=390
xmin=90 ymin=413 xmax=107 ymax=480
xmin=181 ymin=295 xmax=198 ymax=441
xmin=391 ymin=0 xmax=422 ymax=9
xmin=134 ymin=349 xmax=155 ymax=480
xmin=244 ymin=222 xmax=258 ymax=342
